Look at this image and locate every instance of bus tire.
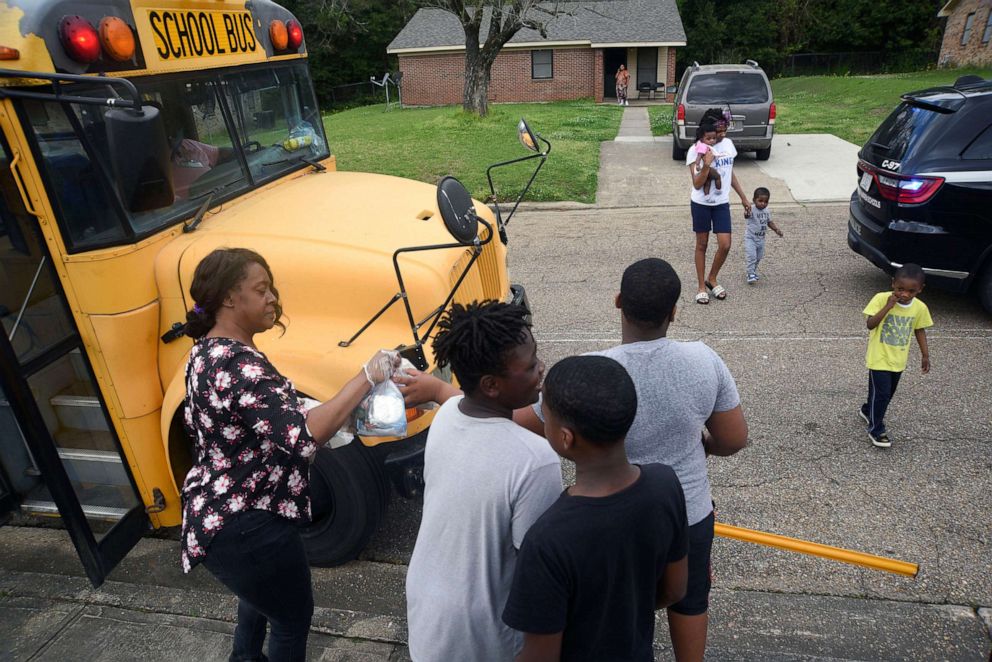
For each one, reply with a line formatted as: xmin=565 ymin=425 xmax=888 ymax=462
xmin=301 ymin=440 xmax=388 ymax=567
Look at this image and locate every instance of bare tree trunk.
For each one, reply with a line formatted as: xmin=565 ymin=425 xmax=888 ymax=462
xmin=463 ymin=45 xmax=493 ymax=116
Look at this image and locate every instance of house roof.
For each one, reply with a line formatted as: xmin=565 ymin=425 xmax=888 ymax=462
xmin=387 ymin=0 xmax=686 ymax=54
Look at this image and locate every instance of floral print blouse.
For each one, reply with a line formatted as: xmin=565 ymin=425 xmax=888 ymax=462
xmin=180 ymin=337 xmax=318 ymax=572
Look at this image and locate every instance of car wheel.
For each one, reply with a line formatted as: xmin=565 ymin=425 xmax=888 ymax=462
xmin=755 ymin=146 xmax=771 ymax=161
xmin=977 ymin=264 xmax=992 ymax=315
xmin=672 ymin=139 xmax=687 ymax=161
xmin=301 ymin=440 xmax=389 ymax=566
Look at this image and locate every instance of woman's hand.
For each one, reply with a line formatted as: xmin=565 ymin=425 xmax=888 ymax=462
xmin=363 ymin=350 xmax=401 ymax=386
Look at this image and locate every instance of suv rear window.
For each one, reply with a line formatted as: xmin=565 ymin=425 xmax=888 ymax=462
xmin=867 ymin=103 xmax=943 ymax=161
xmin=685 ymin=73 xmax=769 ymax=104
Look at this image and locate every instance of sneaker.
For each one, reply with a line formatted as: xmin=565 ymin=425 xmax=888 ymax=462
xmin=746 ymin=274 xmax=758 ymax=284
xmin=624 ymin=100 xmax=629 ymax=106
xmin=868 ymin=431 xmax=891 ymax=448
xmin=858 ymin=409 xmax=870 ymax=427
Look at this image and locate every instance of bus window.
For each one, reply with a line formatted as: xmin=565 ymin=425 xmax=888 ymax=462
xmin=24 ymin=100 xmax=129 ymax=249
xmin=222 ymin=62 xmax=328 ymax=184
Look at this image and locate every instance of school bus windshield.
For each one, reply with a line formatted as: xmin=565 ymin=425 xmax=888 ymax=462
xmin=19 ymin=61 xmax=328 ymax=252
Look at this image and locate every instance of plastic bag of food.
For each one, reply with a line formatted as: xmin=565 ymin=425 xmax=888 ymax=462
xmin=356 ymin=378 xmax=407 ymax=438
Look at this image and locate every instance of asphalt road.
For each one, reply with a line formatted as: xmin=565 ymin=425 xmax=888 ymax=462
xmin=365 ymin=200 xmax=992 ymax=614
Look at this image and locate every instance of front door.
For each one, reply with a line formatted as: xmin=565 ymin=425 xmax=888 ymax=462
xmin=603 ymin=48 xmax=627 ymax=99
xmin=0 ymin=129 xmax=148 ymax=586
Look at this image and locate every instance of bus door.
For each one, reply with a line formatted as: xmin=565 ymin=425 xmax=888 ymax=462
xmin=0 ymin=131 xmax=148 ymax=587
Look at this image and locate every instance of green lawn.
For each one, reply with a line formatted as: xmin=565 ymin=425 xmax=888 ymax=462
xmin=321 ymin=101 xmax=623 ymax=203
xmin=772 ymin=68 xmax=992 ymax=145
xmin=647 ymin=105 xmax=673 ymax=137
xmin=647 ymin=69 xmax=992 ymax=145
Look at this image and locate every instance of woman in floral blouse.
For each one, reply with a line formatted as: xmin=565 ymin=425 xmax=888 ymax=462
xmin=180 ymin=248 xmax=396 ymax=662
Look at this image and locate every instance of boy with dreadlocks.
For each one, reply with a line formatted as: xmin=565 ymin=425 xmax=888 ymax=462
xmin=405 ymin=301 xmax=562 ymax=662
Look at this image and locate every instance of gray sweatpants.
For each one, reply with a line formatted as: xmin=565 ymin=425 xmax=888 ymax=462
xmin=745 ymin=231 xmax=765 ymax=276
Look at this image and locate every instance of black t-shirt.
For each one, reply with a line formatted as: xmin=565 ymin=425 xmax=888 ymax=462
xmin=502 ymin=463 xmax=688 ymax=662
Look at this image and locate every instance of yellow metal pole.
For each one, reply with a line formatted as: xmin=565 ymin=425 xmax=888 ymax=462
xmin=715 ymin=522 xmax=919 ymax=578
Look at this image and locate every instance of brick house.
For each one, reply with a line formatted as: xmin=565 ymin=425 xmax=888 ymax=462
xmin=937 ymin=0 xmax=992 ymax=67
xmin=387 ymin=0 xmax=686 ymax=106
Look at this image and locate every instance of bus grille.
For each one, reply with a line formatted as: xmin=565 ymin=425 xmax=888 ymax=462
xmin=448 ymin=241 xmax=504 ymax=305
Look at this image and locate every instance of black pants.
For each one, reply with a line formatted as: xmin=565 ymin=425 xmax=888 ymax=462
xmin=862 ymin=369 xmax=902 ymax=436
xmin=202 ymin=510 xmax=314 ymax=662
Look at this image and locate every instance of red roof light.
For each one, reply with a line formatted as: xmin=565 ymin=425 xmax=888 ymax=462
xmin=59 ymin=15 xmax=101 ymax=63
xmin=286 ymin=20 xmax=303 ymax=50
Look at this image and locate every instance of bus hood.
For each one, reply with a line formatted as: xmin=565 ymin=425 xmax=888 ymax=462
xmin=156 ymin=170 xmax=505 ymax=401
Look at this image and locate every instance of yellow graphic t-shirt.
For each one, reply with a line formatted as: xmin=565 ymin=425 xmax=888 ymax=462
xmin=863 ymin=292 xmax=933 ymax=372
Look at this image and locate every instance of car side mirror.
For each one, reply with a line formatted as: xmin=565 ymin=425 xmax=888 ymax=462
xmin=105 ymin=105 xmax=175 ymax=212
xmin=667 ymin=85 xmax=678 ymax=95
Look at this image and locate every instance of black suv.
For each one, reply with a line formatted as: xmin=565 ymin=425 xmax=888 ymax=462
xmin=848 ymin=76 xmax=992 ymax=313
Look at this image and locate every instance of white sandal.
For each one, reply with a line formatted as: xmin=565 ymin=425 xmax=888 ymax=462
xmin=695 ymin=291 xmax=710 ymax=304
xmin=706 ymin=281 xmax=727 ymax=300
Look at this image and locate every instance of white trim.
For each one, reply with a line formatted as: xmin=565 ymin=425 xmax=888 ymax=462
xmin=937 ymin=0 xmax=958 ymax=18
xmin=918 ymin=170 xmax=992 ymax=183
xmin=390 ymin=40 xmax=685 ymax=55
xmin=592 ymin=41 xmax=686 ymax=48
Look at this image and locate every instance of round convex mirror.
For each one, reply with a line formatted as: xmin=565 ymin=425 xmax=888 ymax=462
xmin=518 ymin=118 xmax=540 ymax=152
xmin=436 ymin=176 xmax=479 ymax=245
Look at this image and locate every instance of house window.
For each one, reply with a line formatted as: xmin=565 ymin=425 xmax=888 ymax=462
xmin=962 ymin=12 xmax=975 ymax=45
xmin=983 ymin=11 xmax=992 ymax=44
xmin=531 ymin=50 xmax=553 ymax=79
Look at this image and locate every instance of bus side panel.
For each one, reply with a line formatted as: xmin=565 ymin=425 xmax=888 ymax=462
xmin=89 ymin=302 xmax=163 ymax=417
xmin=121 ymin=409 xmax=180 ymax=527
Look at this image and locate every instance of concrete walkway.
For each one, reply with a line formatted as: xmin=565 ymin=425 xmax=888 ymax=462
xmin=1 ymin=525 xmax=989 ymax=661
xmin=597 ymin=107 xmax=860 ymax=207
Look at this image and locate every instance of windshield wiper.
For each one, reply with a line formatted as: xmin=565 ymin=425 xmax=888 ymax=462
xmin=183 ymin=193 xmax=214 ymax=233
xmin=260 ymin=154 xmax=326 ymax=172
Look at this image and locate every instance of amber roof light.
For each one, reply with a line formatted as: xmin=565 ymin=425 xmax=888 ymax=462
xmin=269 ymin=20 xmax=288 ymax=51
xmin=99 ymin=17 xmax=135 ymax=62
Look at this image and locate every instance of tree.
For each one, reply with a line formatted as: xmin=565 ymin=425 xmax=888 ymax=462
xmin=421 ymin=1 xmax=567 ymax=116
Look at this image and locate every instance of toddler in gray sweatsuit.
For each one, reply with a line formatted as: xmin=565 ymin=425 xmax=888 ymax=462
xmin=745 ymin=187 xmax=783 ymax=283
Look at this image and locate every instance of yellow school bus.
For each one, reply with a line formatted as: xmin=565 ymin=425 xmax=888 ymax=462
xmin=0 ymin=0 xmax=546 ymax=585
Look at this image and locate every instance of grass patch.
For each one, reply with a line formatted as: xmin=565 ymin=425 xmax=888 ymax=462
xmin=322 ymin=100 xmax=623 ymax=203
xmin=647 ymin=105 xmax=674 ymax=137
xmin=771 ymin=68 xmax=992 ymax=145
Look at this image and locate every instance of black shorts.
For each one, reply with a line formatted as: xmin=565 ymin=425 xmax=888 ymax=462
xmin=690 ymin=202 xmax=732 ymax=234
xmin=669 ymin=510 xmax=714 ymax=616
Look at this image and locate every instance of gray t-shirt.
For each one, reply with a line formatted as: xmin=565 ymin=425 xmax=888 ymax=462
xmin=535 ymin=339 xmax=739 ymax=525
xmin=746 ymin=206 xmax=771 ymax=235
xmin=406 ymin=396 xmax=563 ymax=662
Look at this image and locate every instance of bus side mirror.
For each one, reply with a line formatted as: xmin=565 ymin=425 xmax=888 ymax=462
xmin=105 ymin=105 xmax=175 ymax=212
xmin=518 ymin=119 xmax=540 ymax=153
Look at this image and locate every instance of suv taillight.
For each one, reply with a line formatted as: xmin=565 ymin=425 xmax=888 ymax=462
xmin=768 ymin=102 xmax=776 ymax=124
xmin=861 ymin=161 xmax=945 ymax=205
xmin=677 ymin=104 xmax=685 ymax=124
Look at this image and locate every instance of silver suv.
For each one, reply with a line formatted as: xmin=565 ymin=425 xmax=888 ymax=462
xmin=670 ymin=60 xmax=775 ymax=161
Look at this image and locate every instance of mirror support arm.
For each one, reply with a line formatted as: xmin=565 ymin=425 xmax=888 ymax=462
xmin=485 ymin=134 xmax=551 ymax=237
xmin=0 ymin=69 xmax=143 ymax=111
xmin=338 ymin=218 xmax=494 ymax=362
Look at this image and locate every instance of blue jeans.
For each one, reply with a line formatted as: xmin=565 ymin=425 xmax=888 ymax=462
xmin=202 ymin=510 xmax=314 ymax=662
xmin=862 ymin=369 xmax=902 ymax=436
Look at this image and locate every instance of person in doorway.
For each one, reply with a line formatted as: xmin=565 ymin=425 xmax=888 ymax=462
xmin=405 ymin=300 xmax=562 ymax=662
xmin=502 ymin=355 xmax=689 ymax=662
xmin=860 ymin=263 xmax=932 ymax=448
xmin=180 ymin=247 xmax=398 ymax=662
xmin=615 ymin=64 xmax=631 ymax=106
xmin=397 ymin=258 xmax=748 ymax=662
xmin=688 ymin=108 xmax=752 ymax=304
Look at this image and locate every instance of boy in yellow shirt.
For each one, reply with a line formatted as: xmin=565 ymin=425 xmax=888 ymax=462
xmin=860 ymin=264 xmax=933 ymax=448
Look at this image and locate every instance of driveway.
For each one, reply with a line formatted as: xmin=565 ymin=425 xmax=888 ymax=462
xmin=599 ymin=107 xmax=861 ymax=207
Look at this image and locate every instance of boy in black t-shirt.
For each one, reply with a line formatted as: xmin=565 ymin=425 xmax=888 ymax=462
xmin=502 ymin=355 xmax=689 ymax=662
